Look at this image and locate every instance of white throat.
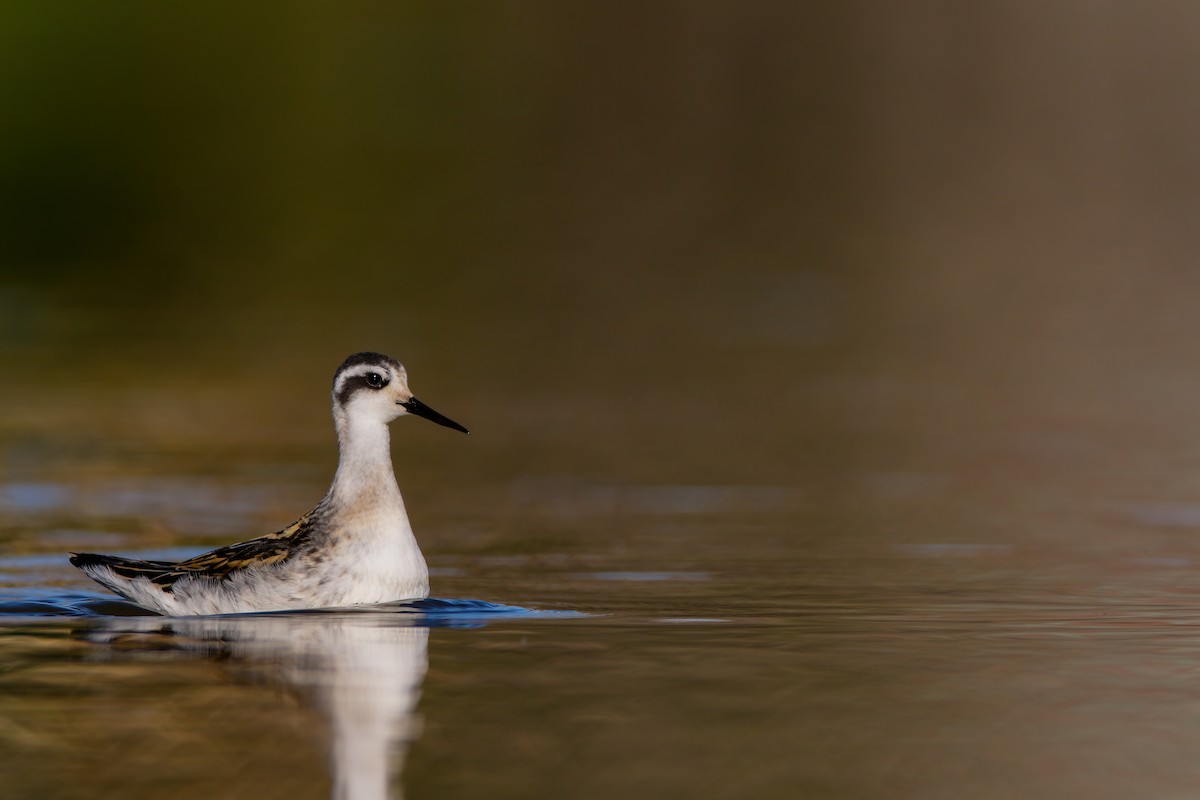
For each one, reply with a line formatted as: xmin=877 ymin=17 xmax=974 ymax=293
xmin=329 ymin=409 xmax=403 ymax=507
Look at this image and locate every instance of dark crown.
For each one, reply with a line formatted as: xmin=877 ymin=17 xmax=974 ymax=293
xmin=333 ymin=352 xmax=401 ymax=384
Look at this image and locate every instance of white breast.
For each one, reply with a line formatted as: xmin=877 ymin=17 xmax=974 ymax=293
xmin=319 ymin=504 xmax=430 ymax=606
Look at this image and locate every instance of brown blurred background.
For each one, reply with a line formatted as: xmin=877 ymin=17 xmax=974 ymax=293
xmin=3 ymin=1 xmax=1200 ymax=553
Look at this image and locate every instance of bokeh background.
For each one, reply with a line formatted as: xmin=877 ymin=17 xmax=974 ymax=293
xmin=8 ymin=4 xmax=1200 ymax=797
xmin=5 ymin=2 xmax=1200 ymax=552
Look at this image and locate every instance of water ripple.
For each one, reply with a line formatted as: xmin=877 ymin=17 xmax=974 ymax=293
xmin=0 ymin=589 xmax=583 ymax=627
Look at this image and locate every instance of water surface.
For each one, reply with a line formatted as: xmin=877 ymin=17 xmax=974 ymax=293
xmin=6 ymin=531 xmax=1200 ymax=799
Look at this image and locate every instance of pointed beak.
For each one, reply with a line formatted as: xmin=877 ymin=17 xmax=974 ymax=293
xmin=400 ymin=397 xmax=470 ymax=434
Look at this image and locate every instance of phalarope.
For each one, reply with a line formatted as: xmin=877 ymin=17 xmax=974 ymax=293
xmin=70 ymin=352 xmax=468 ymax=615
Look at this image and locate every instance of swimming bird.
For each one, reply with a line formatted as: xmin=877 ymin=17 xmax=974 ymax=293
xmin=70 ymin=352 xmax=468 ymax=616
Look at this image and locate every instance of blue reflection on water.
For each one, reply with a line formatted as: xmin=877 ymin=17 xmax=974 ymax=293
xmin=0 ymin=590 xmax=582 ymax=627
xmin=0 ymin=482 xmax=69 ymax=511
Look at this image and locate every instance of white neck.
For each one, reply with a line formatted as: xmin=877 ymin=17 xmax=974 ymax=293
xmin=328 ymin=411 xmax=403 ymax=507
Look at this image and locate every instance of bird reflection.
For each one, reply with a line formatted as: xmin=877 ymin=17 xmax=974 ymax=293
xmin=87 ymin=609 xmax=429 ymax=800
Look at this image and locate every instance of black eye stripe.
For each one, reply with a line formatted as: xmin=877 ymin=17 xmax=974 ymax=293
xmin=334 ymin=371 xmax=390 ymax=405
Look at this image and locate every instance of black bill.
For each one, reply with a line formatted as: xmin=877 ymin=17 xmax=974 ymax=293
xmin=400 ymin=397 xmax=470 ymax=434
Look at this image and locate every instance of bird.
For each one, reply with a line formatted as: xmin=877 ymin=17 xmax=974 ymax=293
xmin=70 ymin=351 xmax=469 ymax=616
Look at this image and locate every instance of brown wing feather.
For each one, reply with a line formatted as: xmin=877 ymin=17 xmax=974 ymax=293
xmin=72 ymin=510 xmax=323 ymax=592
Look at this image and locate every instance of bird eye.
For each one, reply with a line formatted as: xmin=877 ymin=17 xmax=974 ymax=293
xmin=365 ymin=372 xmax=384 ymax=388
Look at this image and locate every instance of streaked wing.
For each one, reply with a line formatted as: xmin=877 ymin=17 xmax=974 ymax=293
xmin=73 ymin=511 xmax=321 ymax=591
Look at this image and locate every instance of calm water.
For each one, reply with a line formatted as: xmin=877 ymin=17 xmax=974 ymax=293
xmin=6 ymin=318 xmax=1200 ymax=800
xmin=6 ymin=451 xmax=1200 ymax=799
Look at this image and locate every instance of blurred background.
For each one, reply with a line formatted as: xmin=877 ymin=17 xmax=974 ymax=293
xmin=9 ymin=3 xmax=1200 ymax=798
xmin=4 ymin=1 xmax=1200 ymax=555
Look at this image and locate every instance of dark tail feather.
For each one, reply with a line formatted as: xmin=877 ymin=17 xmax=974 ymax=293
xmin=69 ymin=552 xmax=98 ymax=568
xmin=69 ymin=552 xmax=176 ymax=575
